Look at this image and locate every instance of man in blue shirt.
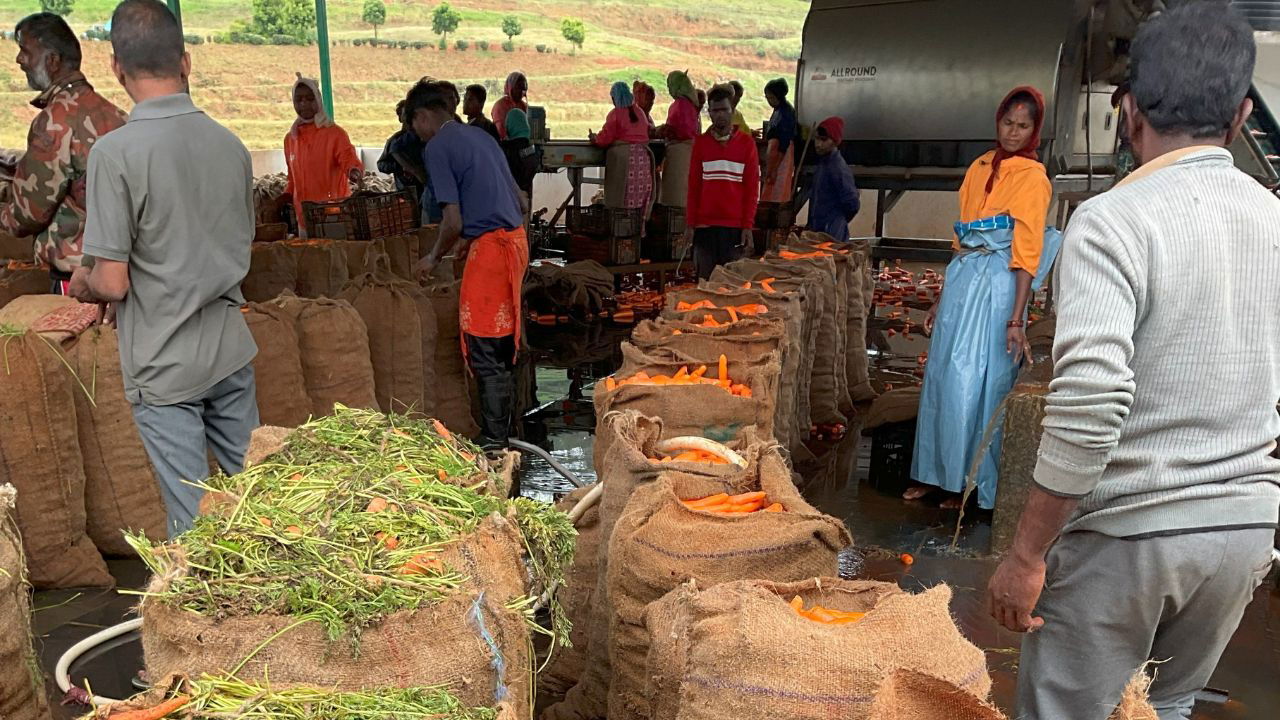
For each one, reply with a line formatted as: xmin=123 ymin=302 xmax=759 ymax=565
xmin=409 ymin=79 xmax=528 ymax=448
xmin=807 ymin=116 xmax=860 ymax=242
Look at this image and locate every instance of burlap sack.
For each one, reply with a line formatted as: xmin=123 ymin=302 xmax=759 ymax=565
xmin=341 ymin=240 xmax=372 ymax=280
xmin=607 ymin=459 xmax=851 ymax=720
xmin=713 ymin=265 xmax=820 ymax=436
xmin=867 ymin=670 xmax=1006 ymax=720
xmin=727 ymin=257 xmax=846 ymax=426
xmin=776 ymin=246 xmax=854 ymax=414
xmin=422 ymin=280 xmax=479 ymax=438
xmin=244 ymin=303 xmax=311 ymax=428
xmin=241 ymin=242 xmax=298 ymax=303
xmin=634 ymin=314 xmax=798 ymax=453
xmin=0 ymin=265 xmax=49 ymax=310
xmin=795 ymin=231 xmax=876 ymax=402
xmin=291 ymin=239 xmax=348 ymax=298
xmin=594 ymin=342 xmax=780 ymax=455
xmin=538 ymin=485 xmax=602 ymax=699
xmin=67 ymin=326 xmax=168 ymax=556
xmin=339 ymin=258 xmax=424 ymax=415
xmin=0 ymin=485 xmax=52 ymax=720
xmin=643 ymin=579 xmax=987 ymax=720
xmin=0 ymin=294 xmax=73 ymax=329
xmin=405 ymin=286 xmax=440 ymax=418
xmin=271 ymin=296 xmax=378 ymax=418
xmin=546 ymin=412 xmax=751 ymax=720
xmin=378 ymin=233 xmax=419 ymax=281
xmin=243 ymin=425 xmax=293 ymax=468
xmin=659 ymin=140 xmax=692 ymax=207
xmin=142 ymin=514 xmax=532 ymax=716
xmin=864 ymin=386 xmax=921 ymax=431
xmin=0 ymin=330 xmax=112 ymax=588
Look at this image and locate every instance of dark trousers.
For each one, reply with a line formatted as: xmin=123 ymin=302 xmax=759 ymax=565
xmin=692 ymin=226 xmax=745 ymax=280
xmin=466 ymin=334 xmax=516 ymax=444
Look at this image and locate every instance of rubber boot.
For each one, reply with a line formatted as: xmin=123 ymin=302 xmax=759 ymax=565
xmin=477 ymin=371 xmax=515 ymax=451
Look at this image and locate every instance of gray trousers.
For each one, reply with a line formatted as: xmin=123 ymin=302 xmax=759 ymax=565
xmin=131 ymin=363 xmax=258 ymax=537
xmin=1017 ymin=528 xmax=1275 ymax=720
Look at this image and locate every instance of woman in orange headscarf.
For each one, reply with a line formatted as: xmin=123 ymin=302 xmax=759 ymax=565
xmin=283 ymin=74 xmax=362 ymax=237
xmin=907 ymin=86 xmax=1062 ymax=511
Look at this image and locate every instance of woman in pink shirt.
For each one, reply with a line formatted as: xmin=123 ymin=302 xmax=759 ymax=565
xmin=592 ymin=81 xmax=654 ymax=214
xmin=657 ymin=70 xmax=699 ymax=208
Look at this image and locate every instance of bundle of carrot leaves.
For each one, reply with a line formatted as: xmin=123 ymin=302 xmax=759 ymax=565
xmin=126 ymin=407 xmax=576 ymax=649
xmin=93 ymin=674 xmax=501 ymax=720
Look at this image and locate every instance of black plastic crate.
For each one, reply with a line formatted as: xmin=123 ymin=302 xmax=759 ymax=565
xmin=869 ymin=419 xmax=916 ymax=493
xmin=568 ymin=233 xmax=638 ymax=266
xmin=303 ymin=189 xmax=418 ymax=242
xmin=568 ymin=205 xmax=611 ymax=237
xmin=755 ymin=201 xmax=796 ymax=230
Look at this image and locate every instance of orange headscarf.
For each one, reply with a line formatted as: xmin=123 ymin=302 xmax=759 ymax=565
xmin=988 ymin=85 xmax=1046 ymax=194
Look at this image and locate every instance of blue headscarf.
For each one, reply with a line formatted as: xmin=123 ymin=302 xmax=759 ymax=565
xmin=610 ymin=81 xmax=634 ymax=109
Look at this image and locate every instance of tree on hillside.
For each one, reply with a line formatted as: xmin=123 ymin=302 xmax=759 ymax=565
xmin=501 ymin=15 xmax=522 ymax=43
xmin=432 ymin=2 xmax=462 ymax=46
xmin=251 ymin=0 xmax=316 ymax=41
xmin=362 ymin=0 xmax=387 ymax=40
xmin=40 ymin=0 xmax=74 ymax=17
xmin=560 ymin=17 xmax=585 ymax=53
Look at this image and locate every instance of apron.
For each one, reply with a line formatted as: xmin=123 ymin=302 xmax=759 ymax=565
xmin=459 ymin=226 xmax=529 ymax=364
xmin=911 ymin=215 xmax=1062 ymax=509
xmin=659 ymin=140 xmax=694 ymax=208
xmin=760 ymin=139 xmax=795 ymax=204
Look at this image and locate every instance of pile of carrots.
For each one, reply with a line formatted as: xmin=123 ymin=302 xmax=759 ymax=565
xmin=653 ymin=450 xmax=733 ymax=465
xmin=675 ymin=299 xmax=770 ymax=325
xmin=789 ymin=596 xmax=867 ymax=625
xmin=680 ymin=491 xmax=783 ymax=515
xmin=731 ymin=278 xmax=777 ymax=294
xmin=875 ymin=262 xmax=943 ymax=310
xmin=603 ymin=355 xmax=753 ymax=398
xmin=778 ymin=249 xmax=831 ymax=261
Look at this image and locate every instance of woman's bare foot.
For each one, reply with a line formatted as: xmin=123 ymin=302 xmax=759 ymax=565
xmin=902 ymin=486 xmax=932 ymax=501
xmin=939 ymin=496 xmax=964 ymax=510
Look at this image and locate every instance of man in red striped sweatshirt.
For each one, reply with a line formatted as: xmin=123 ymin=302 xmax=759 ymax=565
xmin=684 ymin=84 xmax=760 ymax=279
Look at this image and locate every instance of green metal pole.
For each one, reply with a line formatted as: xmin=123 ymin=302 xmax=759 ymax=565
xmin=166 ymin=0 xmax=182 ymax=30
xmin=315 ymin=0 xmax=335 ymax=120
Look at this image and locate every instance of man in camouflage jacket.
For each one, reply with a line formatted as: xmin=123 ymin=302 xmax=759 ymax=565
xmin=0 ymin=13 xmax=125 ymax=293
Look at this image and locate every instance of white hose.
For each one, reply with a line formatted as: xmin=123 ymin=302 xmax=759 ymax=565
xmin=55 ymin=616 xmax=142 ymax=705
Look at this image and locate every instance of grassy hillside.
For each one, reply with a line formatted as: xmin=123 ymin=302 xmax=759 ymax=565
xmin=0 ymin=0 xmax=806 ymax=149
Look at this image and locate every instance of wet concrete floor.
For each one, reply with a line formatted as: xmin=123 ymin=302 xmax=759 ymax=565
xmin=33 ymin=326 xmax=1280 ymax=718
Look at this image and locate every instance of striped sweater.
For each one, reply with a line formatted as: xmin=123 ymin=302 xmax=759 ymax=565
xmin=686 ymin=128 xmax=760 ymax=230
xmin=1035 ymin=147 xmax=1280 ymax=538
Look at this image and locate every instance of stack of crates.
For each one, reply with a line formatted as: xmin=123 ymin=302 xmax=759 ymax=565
xmin=643 ymin=204 xmax=689 ymax=261
xmin=567 ymin=205 xmax=640 ymax=265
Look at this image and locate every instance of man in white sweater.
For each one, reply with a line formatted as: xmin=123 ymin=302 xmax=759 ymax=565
xmin=989 ymin=5 xmax=1280 ymax=719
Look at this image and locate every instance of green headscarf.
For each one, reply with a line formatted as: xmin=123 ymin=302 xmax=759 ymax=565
xmin=666 ymin=70 xmax=697 ymax=104
xmin=505 ymin=108 xmax=531 ymax=140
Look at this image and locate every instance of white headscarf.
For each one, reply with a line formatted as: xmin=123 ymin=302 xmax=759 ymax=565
xmin=291 ymin=73 xmax=333 ymax=135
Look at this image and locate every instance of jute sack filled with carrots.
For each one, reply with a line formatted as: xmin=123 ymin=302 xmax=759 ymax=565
xmin=139 ymin=409 xmax=574 ymax=720
xmin=0 ymin=327 xmax=113 ymax=589
xmin=712 ymin=265 xmax=820 ymax=435
xmin=339 ymin=252 xmax=425 ymax=415
xmin=421 ymin=280 xmax=480 ymax=438
xmin=289 ymin=238 xmax=348 ymax=298
xmin=0 ymin=485 xmax=53 ymax=720
xmin=726 ymin=257 xmax=847 ymax=426
xmin=643 ymin=578 xmax=989 ymax=720
xmin=767 ymin=247 xmax=855 ymax=416
xmin=866 ymin=668 xmax=1160 ymax=720
xmin=538 ymin=485 xmax=602 ymax=699
xmin=628 ymin=316 xmax=799 ymax=453
xmin=606 ymin=455 xmax=851 ymax=720
xmin=64 ymin=325 xmax=170 ymax=557
xmin=264 ymin=294 xmax=379 ymax=418
xmin=243 ymin=302 xmax=311 ymax=428
xmin=592 ymin=342 xmax=780 ymax=457
xmin=547 ymin=412 xmax=763 ymax=720
xmin=792 ymin=231 xmax=876 ymax=402
xmin=240 ymin=241 xmax=298 ymax=303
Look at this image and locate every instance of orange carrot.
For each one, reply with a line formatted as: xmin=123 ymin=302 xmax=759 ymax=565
xmin=683 ymin=493 xmax=730 ymax=508
xmin=106 ymin=695 xmax=190 ymax=720
xmin=375 ymin=532 xmax=399 ymax=550
xmin=789 ymin=596 xmax=804 ymax=612
xmin=728 ymin=491 xmax=766 ymax=504
xmin=691 ymin=365 xmax=708 ymax=378
xmin=900 ymin=553 xmax=915 ymax=566
xmin=400 ymin=553 xmax=444 ymax=575
xmin=606 ymin=377 xmax=617 ymax=391
xmin=258 ymin=516 xmax=273 ymax=528
xmin=365 ymin=497 xmax=389 ymax=513
xmin=726 ymin=306 xmax=739 ymax=323
xmin=718 ymin=354 xmax=728 ymax=383
xmin=431 ymin=419 xmax=452 ymax=441
xmin=763 ymin=503 xmax=784 ymax=512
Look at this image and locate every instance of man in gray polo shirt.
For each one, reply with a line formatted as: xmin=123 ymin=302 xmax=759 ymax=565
xmin=70 ymin=0 xmax=257 ymax=535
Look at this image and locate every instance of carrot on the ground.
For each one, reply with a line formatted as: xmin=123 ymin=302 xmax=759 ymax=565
xmin=106 ymin=695 xmax=190 ymax=720
xmin=365 ymin=497 xmax=389 ymax=513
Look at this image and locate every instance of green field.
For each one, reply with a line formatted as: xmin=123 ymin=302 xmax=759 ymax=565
xmin=0 ymin=0 xmax=807 ymax=149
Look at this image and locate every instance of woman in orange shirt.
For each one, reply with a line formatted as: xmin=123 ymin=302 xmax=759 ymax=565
xmin=907 ymin=86 xmax=1062 ymax=510
xmin=283 ymin=74 xmax=362 ymax=237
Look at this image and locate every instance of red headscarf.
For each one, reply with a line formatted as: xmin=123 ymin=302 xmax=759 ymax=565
xmin=818 ymin=116 xmax=845 ymax=146
xmin=987 ymin=85 xmax=1046 ymax=193
xmin=633 ymin=81 xmax=656 ymax=113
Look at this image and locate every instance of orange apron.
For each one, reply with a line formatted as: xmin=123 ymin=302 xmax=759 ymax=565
xmin=459 ymin=226 xmax=529 ymax=362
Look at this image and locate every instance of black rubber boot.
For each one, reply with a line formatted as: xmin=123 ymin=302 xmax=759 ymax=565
xmin=477 ymin=371 xmax=515 ymax=451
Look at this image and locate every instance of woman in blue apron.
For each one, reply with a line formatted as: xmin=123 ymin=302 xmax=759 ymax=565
xmin=906 ymin=86 xmax=1063 ymax=510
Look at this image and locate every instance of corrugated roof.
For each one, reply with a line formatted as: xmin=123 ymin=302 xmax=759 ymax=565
xmin=1235 ymin=0 xmax=1280 ymax=30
